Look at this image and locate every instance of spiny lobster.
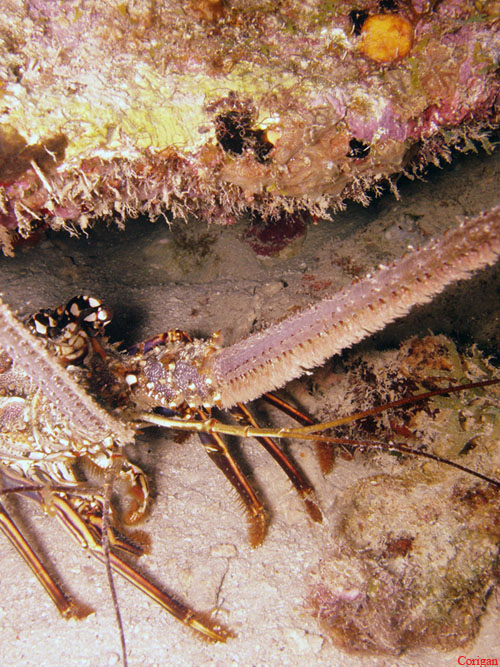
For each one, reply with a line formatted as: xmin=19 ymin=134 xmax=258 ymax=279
xmin=1 ymin=205 xmax=500 ymax=663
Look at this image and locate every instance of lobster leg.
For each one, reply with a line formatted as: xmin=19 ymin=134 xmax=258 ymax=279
xmin=196 ymin=407 xmax=268 ymax=548
xmin=47 ymin=491 xmax=232 ymax=642
xmin=80 ymin=451 xmax=150 ymax=525
xmin=0 ymin=469 xmax=91 ymax=620
xmin=230 ymin=401 xmax=322 ymax=523
xmin=0 ymin=501 xmax=89 ymax=619
xmin=1 ymin=465 xmax=232 ymax=642
xmin=262 ymin=392 xmax=337 ymax=475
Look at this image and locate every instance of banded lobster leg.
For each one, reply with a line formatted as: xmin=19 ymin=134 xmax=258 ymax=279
xmin=229 ymin=401 xmax=322 ymax=524
xmin=195 ymin=406 xmax=268 ymax=548
xmin=159 ymin=400 xmax=323 ymax=548
xmin=0 ymin=495 xmax=89 ymax=620
xmin=262 ymin=392 xmax=337 ymax=475
xmin=0 ymin=467 xmax=231 ymax=642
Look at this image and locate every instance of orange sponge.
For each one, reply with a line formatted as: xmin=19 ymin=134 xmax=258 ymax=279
xmin=360 ymin=15 xmax=413 ymax=63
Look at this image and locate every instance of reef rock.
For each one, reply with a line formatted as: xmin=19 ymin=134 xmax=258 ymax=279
xmin=0 ymin=1 xmax=498 ymax=249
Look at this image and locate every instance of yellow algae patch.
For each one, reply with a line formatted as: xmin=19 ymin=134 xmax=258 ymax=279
xmin=359 ymin=15 xmax=413 ymax=64
xmin=0 ymin=60 xmax=299 ymax=165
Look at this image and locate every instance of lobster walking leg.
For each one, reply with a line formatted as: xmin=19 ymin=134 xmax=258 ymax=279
xmin=0 ymin=468 xmax=91 ymax=620
xmin=0 ymin=465 xmax=232 ymax=643
xmin=47 ymin=491 xmax=232 ymax=642
xmin=196 ymin=407 xmax=268 ymax=548
xmin=0 ymin=500 xmax=88 ymax=619
xmin=230 ymin=401 xmax=322 ymax=523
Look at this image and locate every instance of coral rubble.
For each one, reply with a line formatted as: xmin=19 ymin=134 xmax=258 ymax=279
xmin=308 ymin=336 xmax=500 ymax=655
xmin=0 ymin=1 xmax=498 ymax=249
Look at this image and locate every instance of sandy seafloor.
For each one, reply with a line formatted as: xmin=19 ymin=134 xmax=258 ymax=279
xmin=0 ymin=147 xmax=499 ymax=667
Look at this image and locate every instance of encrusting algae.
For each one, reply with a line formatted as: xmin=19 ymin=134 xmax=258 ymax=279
xmin=308 ymin=335 xmax=500 ymax=655
xmin=0 ymin=0 xmax=498 ymax=250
